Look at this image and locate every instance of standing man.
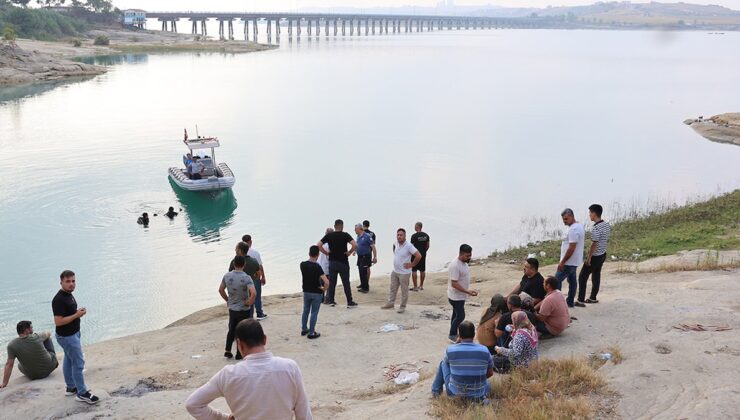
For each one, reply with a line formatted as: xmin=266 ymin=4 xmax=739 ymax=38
xmin=51 ymin=270 xmax=99 ymax=404
xmin=354 ymin=223 xmax=377 ymax=294
xmin=2 ymin=321 xmax=59 ymax=388
xmin=243 ymin=234 xmax=267 ymax=320
xmin=219 ymin=256 xmax=256 ymax=360
xmin=410 ymin=222 xmax=430 ymax=291
xmin=317 ymin=228 xmax=333 ymax=282
xmin=300 ymin=246 xmax=330 ymax=339
xmin=578 ymin=204 xmax=612 ymax=305
xmin=228 ymin=242 xmax=261 ymax=317
xmin=556 ymin=208 xmax=585 ymax=308
xmin=363 ymin=220 xmax=376 ymax=278
xmin=186 ymin=320 xmax=312 ymax=420
xmin=381 ymin=228 xmax=421 ymax=313
xmin=318 ymin=219 xmax=358 ymax=308
xmin=447 ymin=244 xmax=478 ymax=342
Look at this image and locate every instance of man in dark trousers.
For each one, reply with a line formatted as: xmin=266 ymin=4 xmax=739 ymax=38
xmin=52 ymin=270 xmax=99 ymax=404
xmin=410 ymin=221 xmax=430 ymax=291
xmin=318 ymin=219 xmax=358 ymax=308
xmin=219 ymin=256 xmax=256 ymax=360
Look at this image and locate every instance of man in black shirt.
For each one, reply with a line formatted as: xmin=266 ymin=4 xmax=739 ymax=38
xmin=410 ymin=222 xmax=430 ymax=291
xmin=300 ymin=246 xmax=330 ymax=339
xmin=507 ymin=258 xmax=546 ymax=305
xmin=494 ymin=295 xmax=537 ymax=347
xmin=318 ymin=219 xmax=358 ymax=308
xmin=51 ymin=270 xmax=99 ymax=405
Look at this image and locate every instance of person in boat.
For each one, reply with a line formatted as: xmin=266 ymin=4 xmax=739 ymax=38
xmin=184 ymin=153 xmax=193 ymax=168
xmin=137 ymin=213 xmax=149 ymax=226
xmin=165 ymin=207 xmax=178 ymax=219
xmin=190 ymin=157 xmax=205 ymax=180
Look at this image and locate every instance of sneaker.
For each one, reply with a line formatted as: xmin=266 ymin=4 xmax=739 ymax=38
xmin=330 ymin=301 xmax=337 ymax=307
xmin=358 ymin=289 xmax=369 ymax=294
xmin=75 ymin=391 xmax=100 ymax=405
xmin=307 ymin=332 xmax=321 ymax=339
xmin=419 ymin=286 xmax=424 ymax=291
xmin=235 ymin=353 xmax=243 ymax=360
xmin=347 ymin=301 xmax=358 ymax=308
xmin=301 ymin=330 xmax=309 ymax=336
xmin=224 ymin=351 xmax=233 ymax=359
xmin=256 ymin=313 xmax=268 ymax=320
xmin=65 ymin=387 xmax=77 ymax=396
xmin=409 ymin=287 xmax=419 ymax=291
xmin=448 ymin=335 xmax=458 ymax=343
xmin=574 ymin=301 xmax=586 ymax=307
xmin=380 ymin=303 xmax=394 ymax=310
xmin=397 ymin=307 xmax=406 ymax=314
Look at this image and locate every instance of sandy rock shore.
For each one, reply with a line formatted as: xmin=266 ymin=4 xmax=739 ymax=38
xmin=684 ymin=113 xmax=740 ymax=147
xmin=1 ymin=254 xmax=738 ymax=419
xmin=0 ymin=28 xmax=275 ymax=88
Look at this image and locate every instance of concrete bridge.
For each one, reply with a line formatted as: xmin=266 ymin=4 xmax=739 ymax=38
xmin=144 ymin=12 xmax=534 ymax=41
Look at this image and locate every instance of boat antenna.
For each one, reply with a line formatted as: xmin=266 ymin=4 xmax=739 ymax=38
xmin=196 ymin=124 xmax=200 ymax=138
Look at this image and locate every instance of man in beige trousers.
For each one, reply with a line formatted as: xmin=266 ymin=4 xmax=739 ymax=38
xmin=381 ymin=228 xmax=422 ymax=313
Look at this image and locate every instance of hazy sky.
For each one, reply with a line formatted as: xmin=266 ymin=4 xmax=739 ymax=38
xmin=114 ymin=0 xmax=740 ymax=12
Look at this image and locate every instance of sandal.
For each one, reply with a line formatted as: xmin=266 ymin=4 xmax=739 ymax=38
xmin=585 ymin=298 xmax=599 ymax=303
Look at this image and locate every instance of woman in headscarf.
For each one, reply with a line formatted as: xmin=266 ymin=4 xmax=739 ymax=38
xmin=492 ymin=310 xmax=539 ymax=373
xmin=477 ymin=294 xmax=508 ymax=352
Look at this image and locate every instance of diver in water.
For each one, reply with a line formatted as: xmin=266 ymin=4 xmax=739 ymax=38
xmin=165 ymin=207 xmax=178 ymax=219
xmin=137 ymin=212 xmax=149 ymax=227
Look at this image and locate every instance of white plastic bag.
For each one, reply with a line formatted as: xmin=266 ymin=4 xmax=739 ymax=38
xmin=380 ymin=323 xmax=403 ymax=332
xmin=394 ymin=371 xmax=420 ymax=385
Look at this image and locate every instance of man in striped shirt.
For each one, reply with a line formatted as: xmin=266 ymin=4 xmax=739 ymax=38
xmin=577 ymin=204 xmax=612 ymax=305
xmin=431 ymin=321 xmax=493 ymax=400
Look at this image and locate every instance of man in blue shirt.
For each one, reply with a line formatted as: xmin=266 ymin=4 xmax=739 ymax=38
xmin=354 ymin=223 xmax=377 ymax=293
xmin=431 ymin=321 xmax=493 ymax=400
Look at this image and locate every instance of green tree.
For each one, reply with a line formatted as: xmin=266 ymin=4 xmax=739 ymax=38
xmin=12 ymin=0 xmax=32 ymax=7
xmin=3 ymin=26 xmax=17 ymax=40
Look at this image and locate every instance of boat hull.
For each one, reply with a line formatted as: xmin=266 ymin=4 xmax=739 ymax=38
xmin=168 ymin=163 xmax=235 ymax=192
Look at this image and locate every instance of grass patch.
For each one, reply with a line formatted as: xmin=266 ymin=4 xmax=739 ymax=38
xmin=487 ymin=190 xmax=740 ymax=266
xmin=614 ymin=250 xmax=740 ymax=274
xmin=430 ymin=358 xmax=613 ymax=420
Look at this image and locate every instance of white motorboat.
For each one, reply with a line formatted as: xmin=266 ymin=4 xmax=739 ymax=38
xmin=168 ymin=135 xmax=235 ymax=192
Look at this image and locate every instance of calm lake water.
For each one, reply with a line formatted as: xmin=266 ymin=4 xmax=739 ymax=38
xmin=1 ymin=30 xmax=739 ymax=346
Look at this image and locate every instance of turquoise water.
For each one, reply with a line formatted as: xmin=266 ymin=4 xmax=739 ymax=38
xmin=1 ymin=30 xmax=739 ymax=347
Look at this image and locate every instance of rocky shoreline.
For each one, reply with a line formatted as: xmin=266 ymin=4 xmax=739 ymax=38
xmin=0 ymin=28 xmax=276 ymax=88
xmin=684 ymin=113 xmax=740 ymax=147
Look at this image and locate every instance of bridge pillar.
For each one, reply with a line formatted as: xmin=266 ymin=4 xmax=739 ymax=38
xmin=307 ymin=19 xmax=312 ymax=36
xmin=383 ymin=19 xmax=387 ymax=34
xmin=341 ymin=20 xmax=345 ymax=36
xmin=287 ymin=19 xmax=292 ymax=38
xmin=349 ymin=19 xmax=354 ymax=36
xmin=333 ymin=20 xmax=338 ymax=36
xmin=218 ymin=20 xmax=224 ymax=39
xmin=229 ymin=20 xmax=234 ymax=39
xmin=267 ymin=19 xmax=272 ymax=43
xmin=253 ymin=19 xmax=258 ymax=40
xmin=243 ymin=19 xmax=249 ymax=41
xmin=297 ymin=19 xmax=301 ymax=37
xmin=325 ymin=19 xmax=330 ymax=37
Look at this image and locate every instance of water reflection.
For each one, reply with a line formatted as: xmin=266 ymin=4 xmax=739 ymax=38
xmin=0 ymin=77 xmax=95 ymax=103
xmin=76 ymin=54 xmax=149 ymax=66
xmin=170 ymin=179 xmax=238 ymax=243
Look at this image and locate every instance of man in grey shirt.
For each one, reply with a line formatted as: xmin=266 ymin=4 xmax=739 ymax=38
xmin=219 ymin=256 xmax=256 ymax=360
xmin=2 ymin=320 xmax=59 ymax=388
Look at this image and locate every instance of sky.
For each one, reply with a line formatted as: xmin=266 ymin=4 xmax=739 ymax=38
xmin=113 ymin=0 xmax=740 ymax=12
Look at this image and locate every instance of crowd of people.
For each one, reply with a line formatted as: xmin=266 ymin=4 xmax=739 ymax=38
xmin=2 ymin=204 xmax=611 ymax=417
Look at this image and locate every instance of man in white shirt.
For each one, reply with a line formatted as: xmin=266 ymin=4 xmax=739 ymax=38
xmin=185 ymin=320 xmax=312 ymax=420
xmin=447 ymin=244 xmax=478 ymax=342
xmin=380 ymin=228 xmax=422 ymax=313
xmin=556 ymin=208 xmax=585 ymax=308
xmin=317 ymin=228 xmax=333 ymax=277
xmin=243 ymin=234 xmax=267 ymax=320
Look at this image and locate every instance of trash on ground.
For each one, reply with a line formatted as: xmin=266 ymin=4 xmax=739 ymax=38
xmin=394 ymin=371 xmax=420 ymax=385
xmin=673 ymin=323 xmax=732 ymax=332
xmin=380 ymin=323 xmax=403 ymax=332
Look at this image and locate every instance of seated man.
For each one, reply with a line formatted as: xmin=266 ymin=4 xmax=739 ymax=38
xmin=190 ymin=157 xmax=205 ymax=180
xmin=186 ymin=319 xmax=312 ymax=420
xmin=432 ymin=321 xmax=493 ymax=400
xmin=494 ymin=295 xmax=537 ymax=349
xmin=1 ymin=321 xmax=59 ymax=388
xmin=507 ymin=257 xmax=546 ymax=307
xmin=535 ymin=276 xmax=570 ymax=337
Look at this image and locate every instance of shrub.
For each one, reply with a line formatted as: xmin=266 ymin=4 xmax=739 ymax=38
xmin=93 ymin=34 xmax=109 ymax=45
xmin=2 ymin=26 xmax=16 ymax=41
xmin=72 ymin=38 xmax=82 ymax=47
